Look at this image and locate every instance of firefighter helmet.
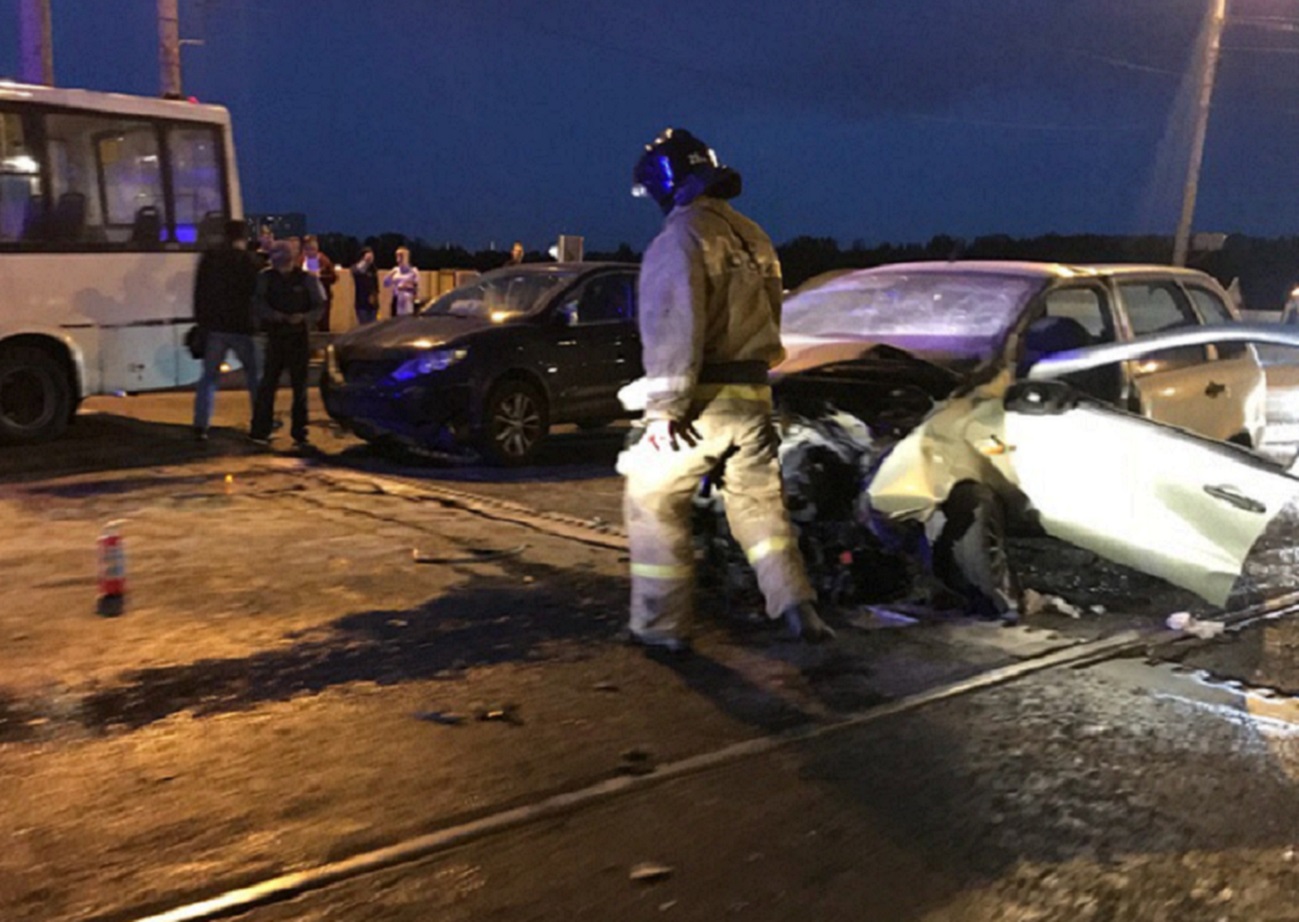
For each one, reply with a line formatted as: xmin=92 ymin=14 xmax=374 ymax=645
xmin=632 ymin=128 xmax=735 ymax=213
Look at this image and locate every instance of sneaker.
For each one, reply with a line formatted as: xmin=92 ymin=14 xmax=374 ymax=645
xmin=248 ymin=434 xmax=271 ymax=447
xmin=782 ymin=602 xmax=836 ymax=643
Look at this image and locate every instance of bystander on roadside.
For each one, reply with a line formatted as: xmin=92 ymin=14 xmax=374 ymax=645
xmin=250 ymin=242 xmax=324 ymax=449
xmin=191 ymin=220 xmax=264 ymax=441
xmin=302 ymin=235 xmax=337 ymax=332
xmin=351 ymin=247 xmax=379 ymax=325
xmin=384 ymin=246 xmax=420 ymax=317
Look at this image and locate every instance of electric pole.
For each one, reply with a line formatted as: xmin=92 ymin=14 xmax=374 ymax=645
xmin=1173 ymin=0 xmax=1227 ymax=267
xmin=18 ymin=0 xmax=54 ymax=85
xmin=158 ymin=0 xmax=182 ymax=98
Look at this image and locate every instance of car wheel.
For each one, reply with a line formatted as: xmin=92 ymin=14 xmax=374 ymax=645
xmin=0 ymin=345 xmax=72 ymax=445
xmin=932 ymin=481 xmax=1019 ymax=619
xmin=480 ymin=378 xmax=549 ymax=465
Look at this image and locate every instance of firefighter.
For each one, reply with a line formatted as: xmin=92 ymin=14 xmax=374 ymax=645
xmin=619 ymin=128 xmax=834 ymax=651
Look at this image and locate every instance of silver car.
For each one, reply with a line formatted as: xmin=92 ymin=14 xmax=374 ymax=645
xmin=767 ymin=261 xmax=1294 ymax=616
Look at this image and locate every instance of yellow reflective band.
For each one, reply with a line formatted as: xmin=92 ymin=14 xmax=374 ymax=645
xmin=630 ymin=562 xmax=694 ymax=580
xmin=693 ymin=383 xmax=773 ymax=403
xmin=746 ymin=535 xmax=793 ymax=564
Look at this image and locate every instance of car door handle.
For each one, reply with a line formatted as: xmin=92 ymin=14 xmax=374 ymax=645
xmin=1204 ymin=483 xmax=1266 ymax=514
xmin=1205 ymin=381 xmax=1226 ymax=398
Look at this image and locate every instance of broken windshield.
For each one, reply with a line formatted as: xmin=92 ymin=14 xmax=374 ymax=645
xmin=422 ymin=271 xmax=574 ymax=322
xmin=782 ymin=271 xmax=1044 ymax=366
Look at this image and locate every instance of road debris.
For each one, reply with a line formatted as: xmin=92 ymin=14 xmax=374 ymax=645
xmin=630 ymin=862 xmax=674 ymax=883
xmin=414 ymin=711 xmax=466 ymax=726
xmin=472 ymin=702 xmax=523 ymax=725
xmin=619 ymin=747 xmax=656 ymax=776
xmin=844 ymin=606 xmax=920 ymax=630
xmin=1022 ymin=588 xmax=1086 ymax=619
xmin=1166 ymin=611 xmax=1227 ymax=639
xmin=411 ymin=544 xmax=528 ymax=565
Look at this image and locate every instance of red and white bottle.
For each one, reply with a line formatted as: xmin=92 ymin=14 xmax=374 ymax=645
xmin=96 ymin=520 xmax=126 ymax=617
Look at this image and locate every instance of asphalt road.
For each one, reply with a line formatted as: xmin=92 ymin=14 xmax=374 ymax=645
xmin=1 ymin=384 xmax=1299 ymax=922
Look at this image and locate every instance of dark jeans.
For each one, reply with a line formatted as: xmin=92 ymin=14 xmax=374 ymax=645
xmin=251 ymin=326 xmax=310 ymax=441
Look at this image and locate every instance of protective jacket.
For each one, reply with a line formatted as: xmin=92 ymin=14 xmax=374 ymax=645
xmin=637 ymin=197 xmax=786 ymax=421
xmin=622 ymin=196 xmax=814 ymax=644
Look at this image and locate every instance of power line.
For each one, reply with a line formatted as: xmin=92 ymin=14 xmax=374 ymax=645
xmin=1063 ymin=47 xmax=1181 ymax=77
xmin=906 ymin=113 xmax=1146 ymax=133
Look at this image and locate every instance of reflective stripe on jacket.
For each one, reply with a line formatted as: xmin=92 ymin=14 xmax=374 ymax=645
xmin=637 ymin=197 xmax=786 ymax=421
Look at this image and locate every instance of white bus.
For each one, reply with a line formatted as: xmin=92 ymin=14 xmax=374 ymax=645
xmin=0 ymin=80 xmax=241 ymax=443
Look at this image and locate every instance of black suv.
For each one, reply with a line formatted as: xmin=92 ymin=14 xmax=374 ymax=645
xmin=322 ymin=262 xmax=641 ymax=464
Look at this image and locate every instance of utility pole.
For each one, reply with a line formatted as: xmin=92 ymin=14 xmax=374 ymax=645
xmin=1173 ymin=0 xmax=1227 ymax=267
xmin=17 ymin=0 xmax=54 ymax=85
xmin=158 ymin=0 xmax=182 ymax=98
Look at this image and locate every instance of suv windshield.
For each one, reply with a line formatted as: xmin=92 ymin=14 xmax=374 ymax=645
xmin=783 ymin=271 xmax=1043 ymax=367
xmin=422 ymin=271 xmax=575 ymax=322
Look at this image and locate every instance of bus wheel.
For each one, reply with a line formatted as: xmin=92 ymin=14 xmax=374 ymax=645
xmin=0 ymin=346 xmax=72 ymax=445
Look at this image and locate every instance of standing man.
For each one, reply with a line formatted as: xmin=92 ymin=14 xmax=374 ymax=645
xmin=506 ymin=240 xmax=525 ymax=266
xmin=191 ymin=219 xmax=263 ymax=441
xmin=301 ymin=234 xmax=337 ymax=332
xmin=250 ymin=241 xmax=324 ymax=448
xmin=350 ymin=246 xmax=379 ymax=325
xmin=619 ymin=128 xmax=833 ymax=651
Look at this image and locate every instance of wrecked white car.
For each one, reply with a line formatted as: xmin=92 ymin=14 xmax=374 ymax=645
xmin=725 ymin=261 xmax=1299 ymax=618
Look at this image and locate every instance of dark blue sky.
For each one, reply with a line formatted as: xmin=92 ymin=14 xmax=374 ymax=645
xmin=4 ymin=0 xmax=1298 ymax=251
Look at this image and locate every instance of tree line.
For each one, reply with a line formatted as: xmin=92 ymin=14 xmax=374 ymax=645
xmin=315 ymin=231 xmax=1299 ymax=311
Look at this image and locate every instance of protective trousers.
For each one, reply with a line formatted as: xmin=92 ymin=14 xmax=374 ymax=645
xmin=620 ymin=387 xmax=815 ymax=642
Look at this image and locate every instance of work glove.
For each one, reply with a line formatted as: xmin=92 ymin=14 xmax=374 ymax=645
xmin=645 ymin=418 xmax=701 ymax=452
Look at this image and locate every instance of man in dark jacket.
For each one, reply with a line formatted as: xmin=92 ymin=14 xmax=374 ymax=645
xmin=249 ymin=241 xmax=325 ymax=447
xmin=192 ymin=219 xmax=264 ymax=440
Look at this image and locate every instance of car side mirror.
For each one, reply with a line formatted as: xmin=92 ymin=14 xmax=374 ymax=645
xmin=555 ymin=303 xmax=578 ymax=327
xmin=1005 ymin=380 xmax=1078 ymax=415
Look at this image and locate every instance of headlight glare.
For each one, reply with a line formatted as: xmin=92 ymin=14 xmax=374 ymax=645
xmin=392 ymin=348 xmax=467 ymax=381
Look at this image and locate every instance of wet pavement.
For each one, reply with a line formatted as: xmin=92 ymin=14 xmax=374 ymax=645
xmin=238 ymin=666 xmax=1299 ymax=922
xmin=4 ymin=387 xmax=1299 ymax=920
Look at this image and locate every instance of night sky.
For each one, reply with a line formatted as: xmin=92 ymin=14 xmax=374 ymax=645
xmin=4 ymin=0 xmax=1298 ymax=252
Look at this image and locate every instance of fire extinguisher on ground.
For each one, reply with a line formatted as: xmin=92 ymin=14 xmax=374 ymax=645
xmin=97 ymin=520 xmax=126 ymax=617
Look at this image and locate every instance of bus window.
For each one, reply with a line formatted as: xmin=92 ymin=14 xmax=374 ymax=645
xmin=43 ymin=112 xmax=166 ymax=247
xmin=167 ymin=125 xmax=226 ymax=246
xmin=0 ymin=111 xmax=40 ymax=244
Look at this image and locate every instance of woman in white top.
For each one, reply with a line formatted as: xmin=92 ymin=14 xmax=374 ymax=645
xmin=383 ymin=246 xmax=420 ymax=317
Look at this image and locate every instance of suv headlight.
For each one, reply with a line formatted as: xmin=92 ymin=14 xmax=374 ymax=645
xmin=392 ymin=348 xmax=468 ymax=381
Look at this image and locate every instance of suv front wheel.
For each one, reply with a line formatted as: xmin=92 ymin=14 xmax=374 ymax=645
xmin=479 ymin=378 xmax=549 ymax=465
